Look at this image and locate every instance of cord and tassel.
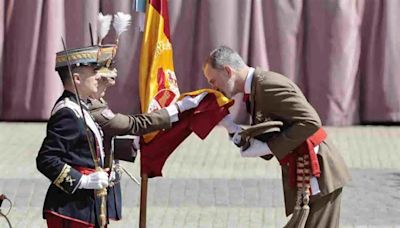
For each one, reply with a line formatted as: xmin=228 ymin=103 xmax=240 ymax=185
xmin=284 ymin=154 xmax=311 ymax=228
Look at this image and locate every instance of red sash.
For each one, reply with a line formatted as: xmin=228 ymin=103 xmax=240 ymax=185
xmin=45 ymin=211 xmax=96 ymax=228
xmin=74 ymin=166 xmax=96 ymax=175
xmin=279 ymin=128 xmax=327 ymax=188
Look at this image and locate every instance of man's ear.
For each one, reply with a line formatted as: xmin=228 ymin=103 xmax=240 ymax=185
xmin=224 ymin=65 xmax=233 ymax=78
xmin=72 ymin=73 xmax=80 ymax=85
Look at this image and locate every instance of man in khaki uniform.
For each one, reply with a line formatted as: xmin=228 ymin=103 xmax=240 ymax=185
xmin=88 ymin=67 xmax=207 ymax=221
xmin=203 ymin=46 xmax=351 ymax=228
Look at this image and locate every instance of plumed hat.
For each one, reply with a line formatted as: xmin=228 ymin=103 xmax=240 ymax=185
xmin=55 ymin=12 xmax=131 ymax=78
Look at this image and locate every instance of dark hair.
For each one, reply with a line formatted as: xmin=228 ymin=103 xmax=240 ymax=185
xmin=205 ymin=46 xmax=246 ymax=70
xmin=56 ymin=67 xmax=72 ymax=85
xmin=56 ymin=65 xmax=97 ymax=85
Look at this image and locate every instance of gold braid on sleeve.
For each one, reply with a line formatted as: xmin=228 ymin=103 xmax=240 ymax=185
xmin=53 ymin=164 xmax=71 ymax=192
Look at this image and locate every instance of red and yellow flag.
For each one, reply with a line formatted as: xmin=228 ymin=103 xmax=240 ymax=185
xmin=139 ymin=0 xmax=179 ymax=142
xmin=140 ymin=90 xmax=234 ymax=177
xmin=138 ymin=0 xmax=234 ymax=176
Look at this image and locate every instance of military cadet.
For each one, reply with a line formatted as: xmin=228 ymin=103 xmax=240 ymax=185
xmin=36 ymin=45 xmax=118 ymax=227
xmin=204 ymin=46 xmax=351 ymax=228
xmin=88 ymin=67 xmax=207 ymax=222
xmin=36 ymin=10 xmax=208 ymax=226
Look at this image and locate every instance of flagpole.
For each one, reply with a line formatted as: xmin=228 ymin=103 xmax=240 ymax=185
xmin=137 ymin=0 xmax=173 ymax=227
xmin=139 ymin=173 xmax=148 ymax=228
xmin=138 ymin=0 xmax=149 ymax=226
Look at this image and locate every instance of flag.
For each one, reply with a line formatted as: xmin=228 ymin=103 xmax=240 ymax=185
xmin=140 ymin=89 xmax=234 ymax=177
xmin=138 ymin=0 xmax=233 ymax=177
xmin=139 ymin=0 xmax=179 ymax=142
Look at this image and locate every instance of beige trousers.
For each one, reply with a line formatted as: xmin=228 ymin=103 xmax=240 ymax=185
xmin=304 ymin=188 xmax=343 ymax=228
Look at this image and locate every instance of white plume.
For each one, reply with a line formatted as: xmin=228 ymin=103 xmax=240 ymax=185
xmin=113 ymin=12 xmax=132 ymax=38
xmin=97 ymin=13 xmax=112 ymax=45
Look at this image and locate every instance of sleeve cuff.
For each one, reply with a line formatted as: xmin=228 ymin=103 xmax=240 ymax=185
xmin=53 ymin=164 xmax=82 ymax=194
xmin=165 ymin=104 xmax=179 ymax=123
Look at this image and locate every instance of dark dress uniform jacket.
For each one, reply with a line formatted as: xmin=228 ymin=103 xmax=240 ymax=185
xmin=88 ymin=98 xmax=172 ymax=220
xmin=249 ymin=69 xmax=351 ymax=215
xmin=36 ymin=90 xmax=104 ymax=226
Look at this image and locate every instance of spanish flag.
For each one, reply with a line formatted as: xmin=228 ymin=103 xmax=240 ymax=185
xmin=139 ymin=0 xmax=179 ymax=143
xmin=138 ymin=0 xmax=234 ymax=177
xmin=140 ymin=89 xmax=234 ymax=177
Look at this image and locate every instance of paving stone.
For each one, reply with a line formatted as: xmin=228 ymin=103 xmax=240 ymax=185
xmin=1 ymin=123 xmax=400 ymax=227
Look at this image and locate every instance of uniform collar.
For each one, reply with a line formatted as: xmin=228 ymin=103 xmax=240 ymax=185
xmin=244 ymin=67 xmax=255 ymax=94
xmin=62 ymin=90 xmax=89 ymax=110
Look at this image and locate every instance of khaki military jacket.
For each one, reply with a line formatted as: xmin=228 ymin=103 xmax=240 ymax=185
xmin=89 ymin=98 xmax=172 ymax=137
xmin=88 ymin=98 xmax=172 ymax=166
xmin=249 ymin=68 xmax=351 ymax=215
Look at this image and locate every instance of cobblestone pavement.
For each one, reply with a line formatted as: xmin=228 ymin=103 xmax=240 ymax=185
xmin=1 ymin=123 xmax=400 ymax=227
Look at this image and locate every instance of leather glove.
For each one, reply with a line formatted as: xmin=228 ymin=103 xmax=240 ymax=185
xmin=79 ymin=171 xmax=109 ymax=189
xmin=176 ymin=92 xmax=208 ymax=112
xmin=240 ymin=138 xmax=273 ymax=157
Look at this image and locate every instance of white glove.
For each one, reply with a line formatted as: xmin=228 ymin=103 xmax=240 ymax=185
xmin=219 ymin=114 xmax=241 ymax=134
xmin=176 ymin=92 xmax=208 ymax=112
xmin=132 ymin=135 xmax=140 ymax=152
xmin=240 ymin=138 xmax=273 ymax=157
xmin=219 ymin=114 xmax=244 ymax=147
xmin=231 ymin=131 xmax=243 ymax=146
xmin=79 ymin=171 xmax=109 ymax=189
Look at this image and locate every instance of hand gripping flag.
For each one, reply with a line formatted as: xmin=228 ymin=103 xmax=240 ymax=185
xmin=140 ymin=89 xmax=234 ymax=177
